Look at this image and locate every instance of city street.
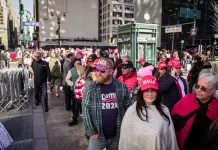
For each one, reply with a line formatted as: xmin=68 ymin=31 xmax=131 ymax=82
xmin=45 ymin=93 xmax=88 ymax=150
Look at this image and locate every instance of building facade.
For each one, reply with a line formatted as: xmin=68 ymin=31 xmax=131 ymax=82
xmin=6 ymin=0 xmax=19 ymax=49
xmin=100 ymin=0 xmax=135 ymax=43
xmin=36 ymin=0 xmax=99 ymax=47
xmin=161 ymin=0 xmax=215 ymax=50
xmin=0 ymin=0 xmax=8 ymax=49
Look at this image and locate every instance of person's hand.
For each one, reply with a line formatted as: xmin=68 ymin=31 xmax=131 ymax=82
xmin=90 ymin=134 xmax=99 ymax=140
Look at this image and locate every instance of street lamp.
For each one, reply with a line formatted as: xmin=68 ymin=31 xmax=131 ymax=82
xmin=180 ymin=40 xmax=185 ymax=63
xmin=50 ymin=12 xmax=66 ymax=48
xmin=188 ymin=0 xmax=204 ymax=46
xmin=213 ymin=40 xmax=217 ymax=61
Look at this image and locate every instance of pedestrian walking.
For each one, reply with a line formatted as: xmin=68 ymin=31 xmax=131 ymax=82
xmin=119 ymin=76 xmax=178 ymax=150
xmin=63 ymin=52 xmax=74 ymax=111
xmin=68 ymin=65 xmax=86 ymax=126
xmin=82 ymin=57 xmax=131 ymax=150
xmin=172 ymin=73 xmax=218 ymax=150
xmin=0 ymin=50 xmax=6 ymax=69
xmin=32 ymin=52 xmax=51 ymax=112
xmin=158 ymin=60 xmax=188 ymax=112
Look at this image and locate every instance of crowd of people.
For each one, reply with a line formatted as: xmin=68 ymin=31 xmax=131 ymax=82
xmin=1 ymin=47 xmax=218 ymax=150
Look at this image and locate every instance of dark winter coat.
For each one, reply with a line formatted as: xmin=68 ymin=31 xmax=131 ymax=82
xmin=189 ymin=62 xmax=204 ymax=83
xmin=32 ymin=60 xmax=51 ymax=84
xmin=158 ymin=74 xmax=188 ymax=112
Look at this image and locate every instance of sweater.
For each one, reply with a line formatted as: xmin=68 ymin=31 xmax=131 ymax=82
xmin=171 ymin=94 xmax=218 ymax=149
xmin=119 ymin=102 xmax=178 ymax=150
xmin=74 ymin=77 xmax=85 ymax=101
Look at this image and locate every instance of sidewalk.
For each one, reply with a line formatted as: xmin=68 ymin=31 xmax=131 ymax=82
xmin=44 ymin=92 xmax=88 ymax=150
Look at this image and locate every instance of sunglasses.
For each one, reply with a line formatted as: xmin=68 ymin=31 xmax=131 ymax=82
xmin=34 ymin=56 xmax=40 ymax=58
xmin=96 ymin=65 xmax=110 ymax=73
xmin=195 ymin=84 xmax=213 ymax=92
xmin=121 ymin=65 xmax=130 ymax=69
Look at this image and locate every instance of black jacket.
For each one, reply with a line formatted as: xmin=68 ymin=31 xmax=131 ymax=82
xmin=32 ymin=60 xmax=51 ymax=84
xmin=158 ymin=74 xmax=188 ymax=112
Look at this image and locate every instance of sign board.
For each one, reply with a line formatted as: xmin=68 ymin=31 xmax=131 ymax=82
xmin=165 ymin=25 xmax=182 ymax=33
xmin=117 ymin=38 xmax=123 ymax=43
xmin=137 ymin=37 xmax=156 ymax=43
xmin=214 ymin=34 xmax=218 ymax=39
xmin=190 ymin=28 xmax=197 ymax=36
xmin=23 ymin=22 xmax=40 ymax=26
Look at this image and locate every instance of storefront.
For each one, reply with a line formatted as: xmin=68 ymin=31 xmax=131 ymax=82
xmin=117 ymin=23 xmax=158 ymax=67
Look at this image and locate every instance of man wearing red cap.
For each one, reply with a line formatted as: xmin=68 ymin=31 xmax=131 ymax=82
xmin=158 ymin=60 xmax=187 ymax=112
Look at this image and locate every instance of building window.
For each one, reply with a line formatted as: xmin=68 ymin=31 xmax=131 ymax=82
xmin=108 ymin=4 xmax=110 ymax=10
xmin=107 ymin=35 xmax=110 ymax=41
xmin=113 ymin=4 xmax=122 ymax=10
xmin=125 ymin=5 xmax=134 ymax=11
xmin=125 ymin=13 xmax=134 ymax=18
xmin=112 ymin=27 xmax=118 ymax=34
xmin=112 ymin=0 xmax=123 ymax=2
xmin=108 ymin=12 xmax=110 ymax=17
xmin=103 ymin=0 xmax=107 ymax=5
xmin=107 ymin=27 xmax=110 ymax=33
xmin=107 ymin=20 xmax=110 ymax=25
xmin=124 ymin=0 xmax=133 ymax=4
xmin=113 ymin=19 xmax=122 ymax=25
xmin=125 ymin=20 xmax=133 ymax=24
xmin=113 ymin=12 xmax=122 ymax=17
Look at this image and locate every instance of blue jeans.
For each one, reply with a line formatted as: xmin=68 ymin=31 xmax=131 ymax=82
xmin=34 ymin=82 xmax=48 ymax=108
xmin=88 ymin=137 xmax=118 ymax=150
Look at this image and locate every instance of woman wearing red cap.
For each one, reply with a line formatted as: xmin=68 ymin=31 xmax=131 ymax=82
xmin=119 ymin=76 xmax=178 ymax=150
xmin=154 ymin=62 xmax=168 ymax=79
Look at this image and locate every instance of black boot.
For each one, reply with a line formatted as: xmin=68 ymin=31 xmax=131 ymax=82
xmin=45 ymin=107 xmax=49 ymax=112
xmin=68 ymin=120 xmax=77 ymax=126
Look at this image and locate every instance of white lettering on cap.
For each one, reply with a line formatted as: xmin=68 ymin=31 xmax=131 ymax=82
xmin=98 ymin=60 xmax=107 ymax=66
xmin=143 ymin=79 xmax=156 ymax=85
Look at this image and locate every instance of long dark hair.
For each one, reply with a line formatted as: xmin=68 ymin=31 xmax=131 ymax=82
xmin=136 ymin=89 xmax=170 ymax=125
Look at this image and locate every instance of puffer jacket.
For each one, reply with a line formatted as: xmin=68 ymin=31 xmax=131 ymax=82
xmin=118 ymin=72 xmax=137 ymax=92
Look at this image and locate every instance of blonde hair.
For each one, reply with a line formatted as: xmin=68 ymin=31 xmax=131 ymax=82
xmin=50 ymin=53 xmax=56 ymax=58
xmin=77 ymin=66 xmax=86 ymax=78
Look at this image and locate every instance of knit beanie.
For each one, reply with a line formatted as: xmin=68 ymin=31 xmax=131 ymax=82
xmin=137 ymin=65 xmax=154 ymax=77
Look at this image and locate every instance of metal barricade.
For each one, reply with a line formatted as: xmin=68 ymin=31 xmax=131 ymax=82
xmin=0 ymin=68 xmax=30 ymax=112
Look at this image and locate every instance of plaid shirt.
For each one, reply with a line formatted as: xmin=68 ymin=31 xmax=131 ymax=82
xmin=82 ymin=78 xmax=131 ymax=142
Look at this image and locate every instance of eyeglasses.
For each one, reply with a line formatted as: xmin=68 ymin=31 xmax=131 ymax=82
xmin=96 ymin=65 xmax=110 ymax=73
xmin=195 ymin=84 xmax=213 ymax=92
xmin=34 ymin=56 xmax=40 ymax=58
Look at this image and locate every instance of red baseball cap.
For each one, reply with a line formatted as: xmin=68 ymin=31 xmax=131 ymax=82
xmin=140 ymin=76 xmax=159 ymax=91
xmin=93 ymin=58 xmax=100 ymax=66
xmin=136 ymin=58 xmax=144 ymax=63
xmin=76 ymin=51 xmax=84 ymax=56
xmin=157 ymin=63 xmax=167 ymax=69
xmin=172 ymin=60 xmax=182 ymax=68
xmin=168 ymin=59 xmax=175 ymax=67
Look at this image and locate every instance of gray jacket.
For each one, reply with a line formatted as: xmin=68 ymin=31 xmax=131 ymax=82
xmin=62 ymin=59 xmax=73 ymax=86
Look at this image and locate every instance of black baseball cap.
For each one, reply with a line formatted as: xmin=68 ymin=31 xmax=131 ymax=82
xmin=88 ymin=54 xmax=97 ymax=62
xmin=121 ymin=61 xmax=134 ymax=69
